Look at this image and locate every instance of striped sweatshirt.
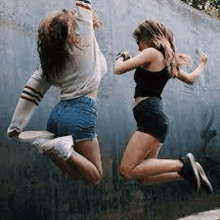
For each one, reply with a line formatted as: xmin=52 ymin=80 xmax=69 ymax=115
xmin=7 ymin=0 xmax=107 ymax=138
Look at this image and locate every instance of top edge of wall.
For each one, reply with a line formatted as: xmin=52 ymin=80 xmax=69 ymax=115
xmin=173 ymin=0 xmax=220 ymax=26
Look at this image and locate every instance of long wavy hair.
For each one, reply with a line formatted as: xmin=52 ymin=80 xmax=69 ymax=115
xmin=133 ymin=20 xmax=190 ymax=78
xmin=37 ymin=9 xmax=100 ymax=82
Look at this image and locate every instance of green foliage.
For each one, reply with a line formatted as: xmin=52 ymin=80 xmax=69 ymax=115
xmin=181 ymin=0 xmax=220 ymax=20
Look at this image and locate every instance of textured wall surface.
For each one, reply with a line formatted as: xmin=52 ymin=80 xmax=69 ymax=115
xmin=1 ymin=0 xmax=220 ymax=219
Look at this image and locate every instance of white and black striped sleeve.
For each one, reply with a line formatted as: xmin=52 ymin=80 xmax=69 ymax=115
xmin=7 ymin=68 xmax=51 ymax=138
xmin=76 ymin=0 xmax=92 ymax=10
xmin=20 ymin=68 xmax=51 ymax=106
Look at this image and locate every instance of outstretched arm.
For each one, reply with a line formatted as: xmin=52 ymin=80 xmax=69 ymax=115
xmin=7 ymin=68 xmax=51 ymax=140
xmin=177 ymin=53 xmax=208 ymax=85
xmin=114 ymin=48 xmax=159 ymax=75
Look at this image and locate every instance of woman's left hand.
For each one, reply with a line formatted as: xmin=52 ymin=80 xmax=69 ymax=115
xmin=116 ymin=51 xmax=131 ymax=61
xmin=7 ymin=129 xmax=20 ymax=140
xmin=123 ymin=51 xmax=131 ymax=61
xmin=199 ymin=53 xmax=208 ymax=65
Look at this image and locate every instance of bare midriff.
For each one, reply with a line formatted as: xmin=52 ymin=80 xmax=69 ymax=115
xmin=134 ymin=96 xmax=149 ymax=106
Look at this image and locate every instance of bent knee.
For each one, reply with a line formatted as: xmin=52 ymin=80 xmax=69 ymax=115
xmin=138 ymin=177 xmax=151 ymax=185
xmin=88 ymin=168 xmax=103 ymax=186
xmin=118 ymin=165 xmax=133 ymax=179
xmin=85 ymin=173 xmax=103 ymax=187
xmin=98 ymin=168 xmax=103 ymax=179
xmin=93 ymin=171 xmax=103 ymax=186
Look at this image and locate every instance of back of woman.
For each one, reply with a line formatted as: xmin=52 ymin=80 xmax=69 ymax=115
xmin=37 ymin=4 xmax=107 ymax=100
xmin=7 ymin=0 xmax=107 ymax=187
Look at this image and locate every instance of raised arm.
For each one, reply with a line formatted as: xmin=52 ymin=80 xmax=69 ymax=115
xmin=176 ymin=53 xmax=208 ymax=85
xmin=75 ymin=0 xmax=92 ymax=10
xmin=74 ymin=0 xmax=93 ymax=35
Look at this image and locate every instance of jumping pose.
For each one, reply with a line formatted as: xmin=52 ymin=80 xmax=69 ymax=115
xmin=114 ymin=20 xmax=213 ymax=193
xmin=7 ymin=0 xmax=107 ymax=186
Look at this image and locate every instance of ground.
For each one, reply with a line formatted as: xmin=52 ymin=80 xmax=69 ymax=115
xmin=178 ymin=208 xmax=220 ymax=220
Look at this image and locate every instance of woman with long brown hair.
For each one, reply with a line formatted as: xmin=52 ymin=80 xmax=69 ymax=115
xmin=7 ymin=0 xmax=107 ymax=186
xmin=115 ymin=20 xmax=213 ymax=193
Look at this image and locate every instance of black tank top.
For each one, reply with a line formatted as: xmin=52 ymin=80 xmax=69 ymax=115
xmin=134 ymin=66 xmax=170 ymax=99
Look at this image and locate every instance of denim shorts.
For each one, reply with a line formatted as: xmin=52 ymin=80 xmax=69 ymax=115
xmin=46 ymin=95 xmax=98 ymax=142
xmin=133 ymin=97 xmax=169 ymax=143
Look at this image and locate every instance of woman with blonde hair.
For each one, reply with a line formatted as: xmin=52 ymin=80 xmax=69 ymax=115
xmin=115 ymin=20 xmax=212 ymax=193
xmin=7 ymin=0 xmax=107 ymax=186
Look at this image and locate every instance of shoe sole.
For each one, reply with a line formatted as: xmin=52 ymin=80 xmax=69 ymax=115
xmin=18 ymin=131 xmax=55 ymax=142
xmin=196 ymin=162 xmax=213 ymax=194
xmin=41 ymin=135 xmax=73 ymax=152
xmin=186 ymin=153 xmax=201 ymax=192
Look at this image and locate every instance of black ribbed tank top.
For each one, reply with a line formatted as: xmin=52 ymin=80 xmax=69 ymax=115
xmin=134 ymin=66 xmax=170 ymax=99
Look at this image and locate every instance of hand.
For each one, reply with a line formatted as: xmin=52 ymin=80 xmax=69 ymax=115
xmin=115 ymin=51 xmax=131 ymax=61
xmin=7 ymin=129 xmax=20 ymax=140
xmin=199 ymin=53 xmax=208 ymax=65
xmin=123 ymin=51 xmax=130 ymax=61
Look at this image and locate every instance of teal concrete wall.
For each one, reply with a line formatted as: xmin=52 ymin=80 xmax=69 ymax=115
xmin=1 ymin=0 xmax=220 ymax=219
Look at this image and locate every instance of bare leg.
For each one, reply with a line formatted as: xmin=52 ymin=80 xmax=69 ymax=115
xmin=44 ymin=151 xmax=74 ymax=175
xmin=139 ymin=172 xmax=183 ymax=185
xmin=66 ymin=139 xmax=103 ymax=186
xmin=130 ymin=158 xmax=183 ymax=178
xmin=119 ymin=131 xmax=183 ymax=183
xmin=45 ymin=138 xmax=103 ymax=186
xmin=45 ymin=150 xmax=94 ymax=182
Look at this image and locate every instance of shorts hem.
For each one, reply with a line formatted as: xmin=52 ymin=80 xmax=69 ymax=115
xmin=137 ymin=128 xmax=166 ymax=143
xmin=74 ymin=134 xmax=98 ymax=143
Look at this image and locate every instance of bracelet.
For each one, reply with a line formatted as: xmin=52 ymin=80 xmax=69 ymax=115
xmin=116 ymin=52 xmax=125 ymax=61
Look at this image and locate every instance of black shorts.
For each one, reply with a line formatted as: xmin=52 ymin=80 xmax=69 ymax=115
xmin=133 ymin=97 xmax=169 ymax=143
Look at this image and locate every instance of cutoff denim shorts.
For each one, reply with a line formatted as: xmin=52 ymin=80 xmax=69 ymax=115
xmin=46 ymin=95 xmax=98 ymax=142
xmin=133 ymin=97 xmax=169 ymax=143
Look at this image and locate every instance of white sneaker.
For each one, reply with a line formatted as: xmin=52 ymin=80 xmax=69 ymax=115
xmin=41 ymin=135 xmax=74 ymax=161
xmin=18 ymin=131 xmax=55 ymax=142
xmin=178 ymin=153 xmax=201 ymax=192
xmin=31 ymin=138 xmax=52 ymax=154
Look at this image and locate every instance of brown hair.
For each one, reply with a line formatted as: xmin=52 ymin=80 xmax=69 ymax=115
xmin=133 ymin=20 xmax=190 ymax=78
xmin=37 ymin=9 xmax=100 ymax=82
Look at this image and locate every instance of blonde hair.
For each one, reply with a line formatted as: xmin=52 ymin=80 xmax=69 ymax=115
xmin=133 ymin=20 xmax=190 ymax=78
